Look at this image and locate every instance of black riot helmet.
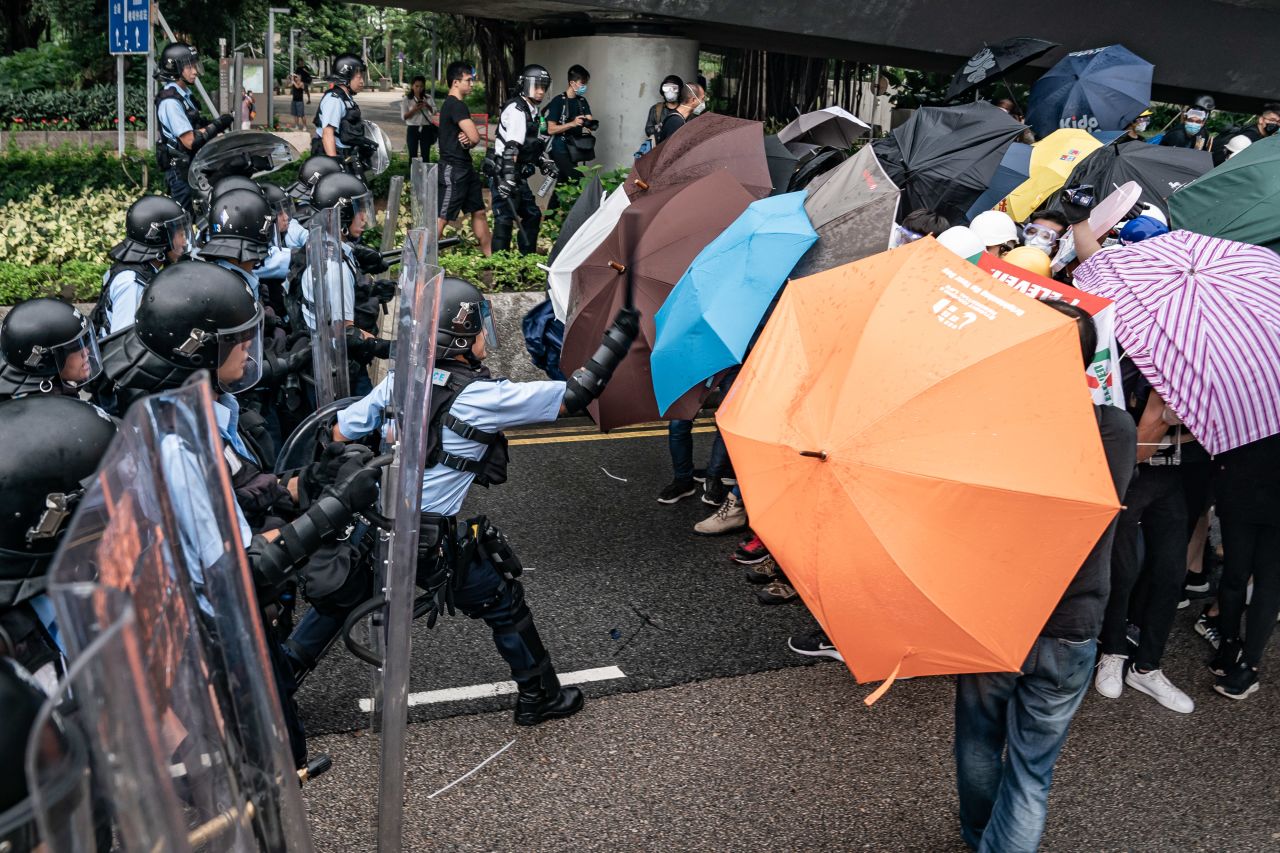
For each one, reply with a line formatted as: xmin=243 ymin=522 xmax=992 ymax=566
xmin=156 ymin=42 xmax=200 ymax=82
xmin=0 ymin=299 xmax=102 ymax=398
xmin=259 ymin=181 xmax=294 ymax=218
xmin=287 ymin=154 xmax=344 ymax=205
xmin=312 ymin=172 xmax=375 ymax=234
xmin=518 ymin=64 xmax=552 ymax=102
xmin=436 ymin=276 xmax=498 ymax=360
xmin=198 ymin=188 xmax=274 ymax=263
xmin=109 ymin=194 xmax=191 ymax=264
xmin=211 ymin=175 xmax=264 ymax=201
xmin=329 ymin=53 xmax=367 ymax=86
xmin=0 ymin=396 xmax=117 ymax=606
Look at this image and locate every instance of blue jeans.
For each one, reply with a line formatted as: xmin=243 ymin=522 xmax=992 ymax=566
xmin=668 ymin=422 xmax=731 ymax=483
xmin=954 ymin=635 xmax=1096 ymax=853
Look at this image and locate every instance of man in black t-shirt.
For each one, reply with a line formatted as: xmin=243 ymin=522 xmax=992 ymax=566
xmin=544 ymin=64 xmax=594 ymax=185
xmin=656 ymin=82 xmax=706 ymax=145
xmin=437 ymin=61 xmax=492 ymax=255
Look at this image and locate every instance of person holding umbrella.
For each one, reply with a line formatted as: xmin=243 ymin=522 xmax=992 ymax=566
xmin=1116 ymin=108 xmax=1153 ymax=146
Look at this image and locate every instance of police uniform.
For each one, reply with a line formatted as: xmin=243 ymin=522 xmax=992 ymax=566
xmin=312 ymin=84 xmax=371 ymax=175
xmin=298 ymin=239 xmax=357 ymax=333
xmin=97 ymin=262 xmax=157 ymax=337
xmin=156 ymin=81 xmax=205 ymax=212
xmin=490 ymin=95 xmax=547 ymax=254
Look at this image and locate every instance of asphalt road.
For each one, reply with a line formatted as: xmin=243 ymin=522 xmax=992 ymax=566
xmin=297 ymin=417 xmax=1280 ymax=851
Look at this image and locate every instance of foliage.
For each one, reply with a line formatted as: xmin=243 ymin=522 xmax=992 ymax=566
xmin=0 ymin=183 xmax=133 ymax=266
xmin=0 ymin=85 xmax=149 ymax=130
xmin=542 ymin=165 xmax=630 ymax=239
xmin=0 ymin=260 xmax=106 ymax=303
xmin=0 ymin=42 xmax=80 ymax=94
xmin=440 ymin=249 xmax=545 ymax=292
xmin=0 ymin=145 xmax=153 ymax=204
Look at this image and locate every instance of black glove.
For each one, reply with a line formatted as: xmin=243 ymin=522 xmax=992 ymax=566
xmin=351 ymin=241 xmax=389 ymax=275
xmin=496 ymin=179 xmax=516 ymax=200
xmin=305 ymin=442 xmax=373 ymax=497
xmin=1059 ymin=184 xmax=1097 ymax=225
xmin=1119 ymin=201 xmax=1147 ymax=223
xmin=415 ymin=517 xmax=455 ymax=628
xmin=563 ymin=305 xmax=641 ymax=413
xmin=539 ymin=157 xmax=560 ymax=179
xmin=370 ymin=337 xmax=392 ymax=360
xmin=215 ymin=113 xmax=234 ymax=132
xmin=326 ymin=464 xmax=381 ymax=514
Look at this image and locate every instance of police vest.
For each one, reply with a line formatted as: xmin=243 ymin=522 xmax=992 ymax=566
xmin=90 ymin=261 xmax=157 ymax=337
xmin=424 ymin=362 xmax=510 ymax=490
xmin=313 ymin=86 xmax=367 ymax=149
xmin=155 ymin=86 xmax=205 ymax=165
xmin=497 ymin=97 xmax=545 ymax=164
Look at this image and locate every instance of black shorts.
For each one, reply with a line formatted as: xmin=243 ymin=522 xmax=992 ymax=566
xmin=438 ymin=163 xmax=485 ymax=220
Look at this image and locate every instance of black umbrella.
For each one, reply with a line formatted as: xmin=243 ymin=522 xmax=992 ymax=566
xmin=764 ymin=135 xmax=800 ymax=196
xmin=787 ymin=146 xmax=849 ymax=193
xmin=1047 ymin=141 xmax=1213 ymax=219
xmin=944 ymin=37 xmax=1059 ymax=103
xmin=870 ymin=102 xmax=1026 ymax=226
xmin=547 ymin=172 xmax=604 ymax=265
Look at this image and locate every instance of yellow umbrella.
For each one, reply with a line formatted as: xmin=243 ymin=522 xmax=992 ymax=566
xmin=1000 ymin=129 xmax=1102 ymax=221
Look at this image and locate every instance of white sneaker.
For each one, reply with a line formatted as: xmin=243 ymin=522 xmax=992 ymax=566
xmin=1125 ymin=667 xmax=1195 ymax=714
xmin=1095 ymin=653 xmax=1127 ymax=699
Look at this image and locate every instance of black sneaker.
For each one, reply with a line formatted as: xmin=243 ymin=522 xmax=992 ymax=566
xmin=702 ymin=477 xmax=730 ymax=506
xmin=744 ymin=556 xmax=779 ymax=584
xmin=1184 ymin=572 xmax=1211 ymax=595
xmin=756 ymin=580 xmax=798 ymax=605
xmin=1214 ymin=661 xmax=1260 ymax=700
xmin=1195 ymin=609 xmax=1221 ymax=651
xmin=691 ymin=468 xmax=707 ymax=484
xmin=1209 ymin=638 xmax=1242 ymax=677
xmin=788 ymin=630 xmax=843 ymax=662
xmin=656 ymin=479 xmax=698 ymax=504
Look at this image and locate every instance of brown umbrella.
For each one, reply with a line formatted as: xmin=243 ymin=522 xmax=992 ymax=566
xmin=624 ymin=113 xmax=772 ymax=201
xmin=562 ymin=169 xmax=756 ymax=431
xmin=790 ymin=145 xmax=901 ymax=278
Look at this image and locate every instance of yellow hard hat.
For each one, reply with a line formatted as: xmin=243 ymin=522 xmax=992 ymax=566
xmin=1004 ymin=245 xmax=1053 ymax=277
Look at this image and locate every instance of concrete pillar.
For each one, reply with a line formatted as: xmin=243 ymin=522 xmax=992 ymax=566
xmin=525 ymin=34 xmax=699 ymax=171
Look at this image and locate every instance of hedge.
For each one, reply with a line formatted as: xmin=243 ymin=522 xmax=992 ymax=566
xmin=1 ymin=86 xmax=150 ymax=131
xmin=0 ymin=261 xmax=106 ymax=304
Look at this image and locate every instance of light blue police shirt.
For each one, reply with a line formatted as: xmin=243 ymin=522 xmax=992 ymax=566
xmin=285 ymin=218 xmax=309 ymax=249
xmin=256 ymin=244 xmax=292 ymax=281
xmin=214 ymin=258 xmax=265 ymax=303
xmin=158 ymin=81 xmax=195 ymax=143
xmin=315 ymin=91 xmax=350 ymax=149
xmin=300 ymin=241 xmax=356 ymax=331
xmin=101 ymin=265 xmax=151 ymax=336
xmin=337 ymin=370 xmax=565 ymax=516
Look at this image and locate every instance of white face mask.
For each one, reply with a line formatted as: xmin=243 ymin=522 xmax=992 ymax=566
xmin=661 ymin=84 xmax=679 ymax=103
xmin=1134 ymin=118 xmax=1150 ymax=132
xmin=692 ymin=101 xmax=707 ymax=116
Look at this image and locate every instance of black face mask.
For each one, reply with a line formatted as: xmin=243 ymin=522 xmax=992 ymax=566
xmin=1265 ymin=122 xmax=1280 ymax=136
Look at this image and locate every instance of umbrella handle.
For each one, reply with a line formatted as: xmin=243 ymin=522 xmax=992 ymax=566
xmin=799 ymin=449 xmax=828 ymax=460
xmin=608 ymin=261 xmax=627 ymax=274
xmin=633 ymin=178 xmax=649 ymax=191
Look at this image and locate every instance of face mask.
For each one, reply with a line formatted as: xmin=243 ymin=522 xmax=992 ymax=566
xmin=692 ymin=101 xmax=707 ymax=116
xmin=1184 ymin=122 xmax=1203 ymax=135
xmin=1134 ymin=119 xmax=1150 ymax=132
xmin=1266 ymin=122 xmax=1280 ymax=136
xmin=661 ymin=84 xmax=679 ymax=103
xmin=575 ymin=84 xmax=588 ymax=96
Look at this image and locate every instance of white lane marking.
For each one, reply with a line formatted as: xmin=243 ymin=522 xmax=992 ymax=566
xmin=427 ymin=738 xmax=517 ymax=799
xmin=357 ymin=665 xmax=626 ymax=712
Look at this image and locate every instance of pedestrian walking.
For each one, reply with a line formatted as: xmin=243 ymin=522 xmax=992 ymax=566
xmin=401 ymin=75 xmax=438 ymax=161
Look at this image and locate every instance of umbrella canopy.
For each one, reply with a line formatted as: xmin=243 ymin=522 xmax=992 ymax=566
xmin=1026 ymin=45 xmax=1153 ymax=140
xmin=651 ymin=192 xmax=818 ymax=414
xmin=547 ymin=172 xmax=604 ymax=265
xmin=1073 ymin=230 xmax=1280 ymax=456
xmin=1047 ymin=141 xmax=1212 ymax=219
xmin=717 ymin=237 xmax=1121 ymax=689
xmin=1168 ymin=136 xmax=1280 ymax=252
xmin=562 ymin=170 xmax=756 ymax=430
xmin=871 ymin=102 xmax=1027 ymax=227
xmin=1000 ymin=129 xmax=1102 ymax=221
xmin=624 ymin=113 xmax=772 ymax=200
xmin=777 ymin=106 xmax=870 ymax=151
xmin=788 ymin=147 xmax=849 ymax=193
xmin=764 ymin=134 xmax=801 ymax=196
xmin=790 ymin=145 xmax=900 ymax=278
xmin=944 ymin=37 xmax=1060 ymax=102
xmin=966 ymin=142 xmax=1032 ymax=221
xmin=546 ymin=187 xmax=630 ymax=322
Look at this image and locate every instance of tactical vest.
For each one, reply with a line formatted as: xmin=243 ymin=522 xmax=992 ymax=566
xmin=424 ymin=362 xmax=510 ymax=490
xmin=223 ymin=427 xmax=292 ymax=531
xmin=154 ymin=85 xmax=205 ymax=169
xmin=497 ymin=97 xmax=545 ymax=164
xmin=91 ymin=261 xmax=157 ymax=337
xmin=312 ymin=86 xmax=367 ymax=152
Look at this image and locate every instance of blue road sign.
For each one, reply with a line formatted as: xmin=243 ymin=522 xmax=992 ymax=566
xmin=108 ymin=0 xmax=150 ymax=55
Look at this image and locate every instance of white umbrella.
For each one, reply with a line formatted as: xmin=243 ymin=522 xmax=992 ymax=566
xmin=777 ymin=106 xmax=870 ymax=153
xmin=545 ymin=186 xmax=631 ymax=322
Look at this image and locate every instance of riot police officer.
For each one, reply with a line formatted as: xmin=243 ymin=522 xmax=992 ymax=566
xmin=489 ymin=64 xmax=557 ymax=253
xmin=313 ymin=53 xmax=370 ymax=173
xmin=93 ymin=195 xmax=190 ymax=337
xmin=0 ymin=300 xmax=103 ymax=401
xmin=198 ymin=187 xmax=274 ymax=294
xmin=286 ymin=154 xmax=344 ymax=223
xmin=329 ymin=276 xmax=639 ymax=725
xmin=154 ymin=42 xmax=234 ymax=213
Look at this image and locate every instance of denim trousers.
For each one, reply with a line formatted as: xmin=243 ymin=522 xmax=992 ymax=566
xmin=668 ymin=420 xmax=730 ymax=482
xmin=954 ymin=635 xmax=1096 ymax=853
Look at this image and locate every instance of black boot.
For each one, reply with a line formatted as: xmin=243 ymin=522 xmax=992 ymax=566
xmin=492 ymin=219 xmax=514 ymax=252
xmin=516 ymin=214 xmax=542 ymax=254
xmin=514 ymin=666 xmax=584 ymax=726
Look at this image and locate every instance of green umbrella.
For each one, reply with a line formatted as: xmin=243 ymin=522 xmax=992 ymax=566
xmin=1169 ymin=136 xmax=1280 ymax=252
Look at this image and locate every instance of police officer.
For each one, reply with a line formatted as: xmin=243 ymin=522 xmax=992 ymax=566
xmin=0 ymin=299 xmax=102 ymax=400
xmin=286 ymin=154 xmax=344 ymax=223
xmin=313 ymin=53 xmax=370 ymax=173
xmin=490 ymin=64 xmax=557 ymax=254
xmin=330 ymin=276 xmax=640 ymax=725
xmin=154 ymin=42 xmax=234 ymax=213
xmin=198 ymin=187 xmax=274 ymax=297
xmin=93 ymin=195 xmax=190 ymax=337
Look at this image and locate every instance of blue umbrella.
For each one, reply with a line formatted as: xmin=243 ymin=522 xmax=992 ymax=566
xmin=651 ymin=192 xmax=817 ymax=415
xmin=966 ymin=142 xmax=1032 ymax=222
xmin=1026 ymin=45 xmax=1152 ymax=141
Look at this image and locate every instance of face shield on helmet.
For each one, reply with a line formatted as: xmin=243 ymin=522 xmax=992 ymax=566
xmin=155 ymin=210 xmax=194 ymax=259
xmin=44 ymin=326 xmax=103 ymax=389
xmin=214 ymin=307 xmax=265 ymax=394
xmin=343 ymin=190 xmax=377 ymax=234
xmin=477 ymin=298 xmax=498 ymax=351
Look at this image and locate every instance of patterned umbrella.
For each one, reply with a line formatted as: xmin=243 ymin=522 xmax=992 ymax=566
xmin=1073 ymin=230 xmax=1280 ymax=455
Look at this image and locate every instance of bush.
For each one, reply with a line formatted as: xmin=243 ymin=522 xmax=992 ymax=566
xmin=0 ymin=44 xmax=83 ymax=95
xmin=0 ymin=146 xmax=155 ymax=205
xmin=0 ymin=261 xmax=106 ymax=304
xmin=440 ymin=250 xmax=546 ymax=292
xmin=0 ymin=85 xmax=150 ymax=131
xmin=0 ymin=184 xmax=134 ymax=266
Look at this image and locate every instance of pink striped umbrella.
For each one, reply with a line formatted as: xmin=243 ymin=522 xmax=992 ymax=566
xmin=1073 ymin=230 xmax=1280 ymax=455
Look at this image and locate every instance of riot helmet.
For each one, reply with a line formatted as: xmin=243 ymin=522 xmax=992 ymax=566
xmin=518 ymin=64 xmax=552 ymax=102
xmin=0 ymin=395 xmax=118 ymax=605
xmin=0 ymin=299 xmax=102 ymax=398
xmin=330 ymin=53 xmax=367 ymax=86
xmin=259 ymin=182 xmax=294 ymax=218
xmin=104 ymin=261 xmax=264 ymax=395
xmin=109 ymin=195 xmax=191 ymax=264
xmin=436 ymin=276 xmax=497 ymax=360
xmin=210 ymin=175 xmax=264 ymax=201
xmin=311 ymin=172 xmax=375 ymax=235
xmin=198 ymin=188 xmax=274 ymax=263
xmin=287 ymin=154 xmax=344 ymax=205
xmin=156 ymin=42 xmax=199 ymax=82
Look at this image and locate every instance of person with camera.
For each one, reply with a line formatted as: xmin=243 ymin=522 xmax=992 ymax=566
xmin=401 ymin=75 xmax=438 ymax=161
xmin=544 ymin=64 xmax=596 ymax=185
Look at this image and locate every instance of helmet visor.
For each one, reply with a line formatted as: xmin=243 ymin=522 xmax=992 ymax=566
xmin=159 ymin=211 xmax=194 ymax=258
xmin=50 ymin=327 xmax=103 ymax=389
xmin=478 ymin=298 xmax=498 ymax=351
xmin=216 ymin=307 xmax=265 ymax=394
xmin=347 ymin=190 xmax=377 ymax=233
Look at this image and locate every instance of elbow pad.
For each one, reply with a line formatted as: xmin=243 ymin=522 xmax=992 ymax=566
xmin=563 ymin=306 xmax=640 ymax=413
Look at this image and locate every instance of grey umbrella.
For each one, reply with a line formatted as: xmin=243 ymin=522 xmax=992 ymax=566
xmin=778 ymin=106 xmax=870 ymax=152
xmin=764 ymin=135 xmax=800 ymax=196
xmin=548 ymin=172 xmax=604 ymax=265
xmin=790 ymin=145 xmax=900 ymax=278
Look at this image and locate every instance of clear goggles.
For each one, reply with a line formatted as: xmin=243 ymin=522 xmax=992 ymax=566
xmin=889 ymin=225 xmax=926 ymax=249
xmin=1185 ymin=109 xmax=1208 ymax=122
xmin=215 ymin=307 xmax=265 ymax=394
xmin=1021 ymin=223 xmax=1060 ymax=250
xmin=39 ymin=326 xmax=103 ymax=390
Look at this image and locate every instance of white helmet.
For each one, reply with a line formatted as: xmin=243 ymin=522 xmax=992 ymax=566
xmin=1225 ymin=135 xmax=1253 ymax=159
xmin=936 ymin=226 xmax=986 ymax=261
xmin=969 ymin=210 xmax=1019 ymax=249
xmin=1137 ymin=203 xmax=1167 ymax=226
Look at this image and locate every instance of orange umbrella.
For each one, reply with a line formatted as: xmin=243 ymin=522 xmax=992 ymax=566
xmin=717 ymin=237 xmax=1121 ymax=701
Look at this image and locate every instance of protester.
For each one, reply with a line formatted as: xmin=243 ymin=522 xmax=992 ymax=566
xmin=545 ymin=64 xmax=595 ymax=184
xmin=639 ymin=74 xmax=683 ymax=154
xmin=401 ymin=75 xmax=438 ymax=161
xmin=955 ymin=301 xmax=1136 ymax=852
xmin=1214 ymin=103 xmax=1280 ymax=164
xmin=437 ymin=61 xmax=492 ymax=255
xmin=656 ymin=82 xmax=707 ymax=144
xmin=970 ymin=210 xmax=1019 ymax=257
xmin=1021 ymin=209 xmax=1068 ymax=257
xmin=1117 ymin=108 xmax=1153 ymax=145
xmin=1160 ymin=95 xmax=1214 ymax=150
xmin=289 ymin=71 xmax=310 ymax=131
xmin=990 ymin=96 xmax=1024 ymax=122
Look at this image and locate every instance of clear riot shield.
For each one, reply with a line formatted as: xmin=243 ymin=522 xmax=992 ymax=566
xmin=189 ymin=131 xmax=302 ymax=216
xmin=380 ymin=174 xmax=405 ymax=255
xmin=307 ymin=207 xmax=351 ymax=406
xmin=408 ymin=159 xmax=439 ymax=246
xmin=30 ymin=378 xmax=314 ymax=852
xmin=375 ymin=227 xmax=442 ymax=851
xmin=362 ymin=121 xmax=393 ymax=176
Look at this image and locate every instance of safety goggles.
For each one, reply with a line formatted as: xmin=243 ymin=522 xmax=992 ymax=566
xmin=1021 ymin=223 xmax=1061 ymax=250
xmin=1186 ymin=109 xmax=1208 ymax=122
xmin=889 ymin=225 xmax=925 ymax=249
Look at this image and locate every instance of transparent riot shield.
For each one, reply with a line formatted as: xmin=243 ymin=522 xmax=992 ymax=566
xmin=409 ymin=159 xmax=439 ymax=244
xmin=307 ymin=208 xmax=351 ymax=406
xmin=380 ymin=175 xmax=405 ymax=255
xmin=189 ymin=131 xmax=302 ymax=216
xmin=361 ymin=121 xmax=393 ymax=176
xmin=30 ymin=378 xmax=314 ymax=852
xmin=375 ymin=227 xmax=442 ymax=851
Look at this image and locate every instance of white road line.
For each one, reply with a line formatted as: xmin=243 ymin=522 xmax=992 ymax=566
xmin=357 ymin=665 xmax=627 ymax=713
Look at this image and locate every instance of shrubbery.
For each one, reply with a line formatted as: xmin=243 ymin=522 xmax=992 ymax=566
xmin=0 ymin=86 xmax=150 ymax=131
